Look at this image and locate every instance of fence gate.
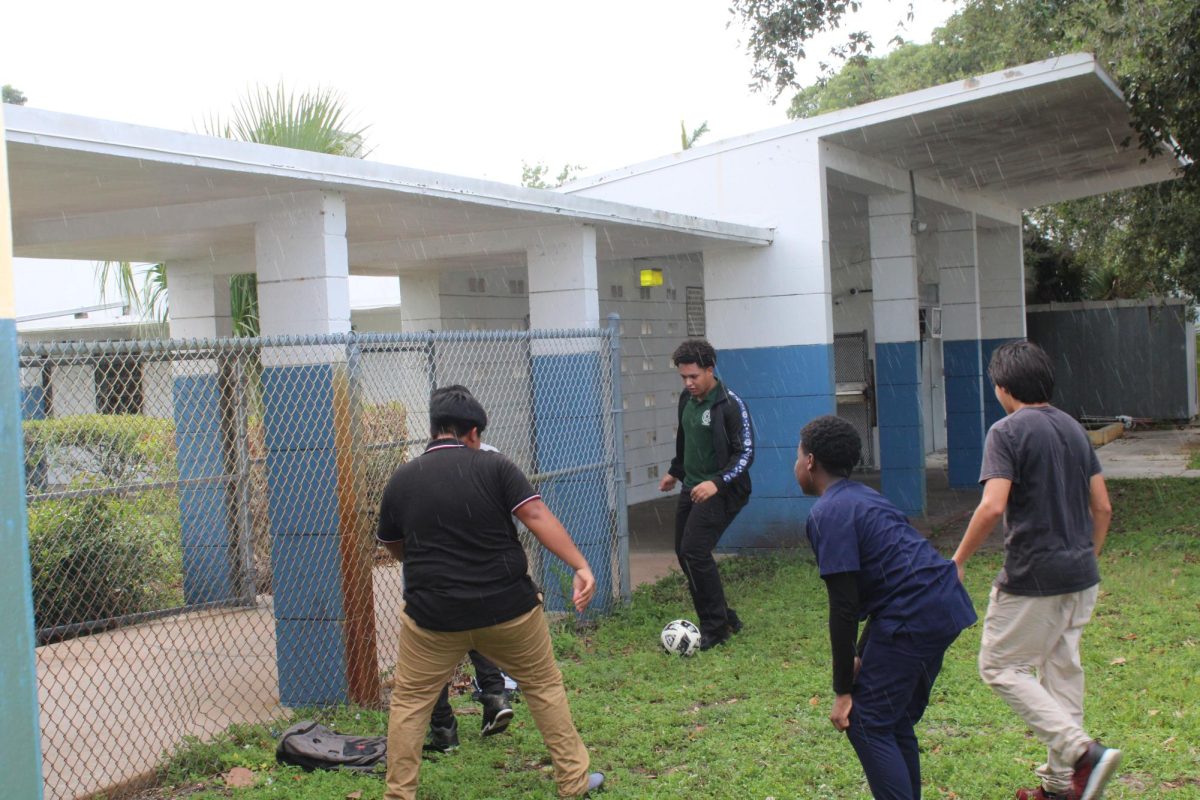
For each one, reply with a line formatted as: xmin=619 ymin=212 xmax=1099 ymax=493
xmin=19 ymin=326 xmax=624 ymax=800
xmin=834 ymin=331 xmax=876 ymax=468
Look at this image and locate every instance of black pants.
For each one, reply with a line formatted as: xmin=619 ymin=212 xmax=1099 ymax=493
xmin=429 ymin=650 xmax=504 ymax=728
xmin=674 ymin=489 xmax=742 ymax=639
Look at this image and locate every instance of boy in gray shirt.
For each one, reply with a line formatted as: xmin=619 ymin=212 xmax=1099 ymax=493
xmin=953 ymin=340 xmax=1119 ymax=800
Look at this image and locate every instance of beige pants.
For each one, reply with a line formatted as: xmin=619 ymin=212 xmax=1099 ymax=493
xmin=979 ymin=585 xmax=1098 ymax=793
xmin=384 ymin=605 xmax=590 ymax=799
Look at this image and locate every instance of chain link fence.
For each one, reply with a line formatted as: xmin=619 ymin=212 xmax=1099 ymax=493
xmin=19 ymin=326 xmax=625 ymax=800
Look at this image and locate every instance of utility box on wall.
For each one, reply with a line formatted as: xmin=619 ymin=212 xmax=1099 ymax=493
xmin=1026 ymin=299 xmax=1198 ymax=422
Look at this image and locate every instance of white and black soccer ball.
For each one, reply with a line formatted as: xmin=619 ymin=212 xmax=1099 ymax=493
xmin=660 ymin=619 xmax=701 ymax=657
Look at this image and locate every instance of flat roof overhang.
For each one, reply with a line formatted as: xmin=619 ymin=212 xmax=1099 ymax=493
xmin=4 ymin=106 xmax=773 ymax=273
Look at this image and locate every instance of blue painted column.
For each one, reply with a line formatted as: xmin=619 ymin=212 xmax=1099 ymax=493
xmin=978 ymin=223 xmax=1027 ymax=433
xmin=870 ymin=193 xmax=925 ymax=516
xmin=937 ymin=212 xmax=986 ymax=488
xmin=526 ymin=225 xmax=614 ymax=614
xmin=0 ymin=105 xmax=45 ymax=799
xmin=20 ymin=366 xmax=45 ymax=420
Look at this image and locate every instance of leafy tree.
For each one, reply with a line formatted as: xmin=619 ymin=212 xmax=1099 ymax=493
xmin=681 ymin=119 xmax=710 ymax=150
xmin=520 ymin=161 xmax=586 ymax=189
xmin=3 ymin=84 xmax=27 ymax=105
xmin=98 ymin=85 xmax=369 ymax=336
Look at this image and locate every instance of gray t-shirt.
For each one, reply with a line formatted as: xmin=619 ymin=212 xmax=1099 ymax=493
xmin=979 ymin=405 xmax=1102 ymax=596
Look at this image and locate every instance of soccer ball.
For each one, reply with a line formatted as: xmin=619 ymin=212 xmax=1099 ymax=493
xmin=660 ymin=619 xmax=701 ymax=657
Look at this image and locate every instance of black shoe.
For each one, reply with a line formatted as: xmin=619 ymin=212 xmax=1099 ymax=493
xmin=423 ymin=719 xmax=459 ymax=753
xmin=480 ymin=692 xmax=514 ymax=736
xmin=727 ymin=609 xmax=743 ymax=635
xmin=699 ymin=629 xmax=732 ymax=651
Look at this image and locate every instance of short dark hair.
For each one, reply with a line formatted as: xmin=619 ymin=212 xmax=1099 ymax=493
xmin=988 ymin=340 xmax=1054 ymax=404
xmin=429 ymin=384 xmax=488 ymax=437
xmin=799 ymin=415 xmax=861 ymax=478
xmin=672 ymin=339 xmax=717 ymax=369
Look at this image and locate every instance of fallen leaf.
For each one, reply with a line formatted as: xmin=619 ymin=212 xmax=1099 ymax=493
xmin=223 ymin=767 xmax=255 ymax=788
xmin=1110 ymin=657 xmax=1127 ymax=666
xmin=809 ymin=695 xmax=820 ymax=707
xmin=1119 ymin=633 xmax=1138 ymax=640
xmin=346 ymin=791 xmax=363 ymax=800
xmin=1149 ymin=708 xmax=1160 ymax=716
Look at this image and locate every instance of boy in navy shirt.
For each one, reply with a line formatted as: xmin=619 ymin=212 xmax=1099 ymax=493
xmin=796 ymin=415 xmax=976 ymax=800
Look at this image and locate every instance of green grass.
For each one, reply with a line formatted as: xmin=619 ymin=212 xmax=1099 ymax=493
xmin=1188 ymin=448 xmax=1200 ymax=471
xmin=148 ymin=479 xmax=1200 ymax=799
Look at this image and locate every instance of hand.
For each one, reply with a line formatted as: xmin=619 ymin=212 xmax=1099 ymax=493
xmin=658 ymin=474 xmax=677 ymax=492
xmin=853 ymin=656 xmax=862 ymax=681
xmin=690 ymin=480 xmax=718 ymax=503
xmin=829 ymin=693 xmax=853 ymax=732
xmin=572 ymin=566 xmax=596 ymax=612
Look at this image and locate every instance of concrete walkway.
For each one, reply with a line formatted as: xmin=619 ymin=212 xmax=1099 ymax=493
xmin=40 ymin=428 xmax=1199 ymax=798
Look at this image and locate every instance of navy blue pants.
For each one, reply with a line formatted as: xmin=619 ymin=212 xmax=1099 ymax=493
xmin=846 ymin=631 xmax=959 ymax=800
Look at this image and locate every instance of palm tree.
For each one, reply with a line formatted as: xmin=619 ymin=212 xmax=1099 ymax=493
xmin=96 ymin=84 xmax=369 ymax=337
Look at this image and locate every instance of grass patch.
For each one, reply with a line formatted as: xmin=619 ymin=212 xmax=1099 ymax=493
xmin=149 ymin=479 xmax=1200 ymax=799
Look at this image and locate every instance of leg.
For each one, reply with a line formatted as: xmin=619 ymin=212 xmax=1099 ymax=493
xmin=896 ymin=639 xmax=952 ymax=799
xmin=384 ymin=613 xmax=470 ymax=800
xmin=429 ymin=684 xmax=455 ymax=729
xmin=676 ymin=492 xmax=738 ymax=639
xmin=979 ymin=588 xmax=1093 ymax=795
xmin=473 ymin=607 xmax=591 ymax=798
xmin=469 ymin=649 xmax=506 ymax=695
xmin=1035 ymin=586 xmax=1098 ymax=791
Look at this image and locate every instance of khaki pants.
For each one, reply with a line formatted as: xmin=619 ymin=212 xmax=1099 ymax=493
xmin=979 ymin=585 xmax=1098 ymax=793
xmin=384 ymin=605 xmax=590 ymax=799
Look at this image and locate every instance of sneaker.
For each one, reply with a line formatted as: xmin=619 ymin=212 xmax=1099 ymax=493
xmin=480 ymin=692 xmax=514 ymax=736
xmin=699 ymin=628 xmax=732 ymax=651
xmin=584 ymin=771 xmax=605 ymax=795
xmin=1015 ymin=788 xmax=1073 ymax=800
xmin=1072 ymin=741 xmax=1122 ymax=800
xmin=423 ymin=719 xmax=459 ymax=753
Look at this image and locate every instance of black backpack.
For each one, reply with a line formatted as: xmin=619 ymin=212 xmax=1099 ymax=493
xmin=275 ymin=720 xmax=387 ymax=772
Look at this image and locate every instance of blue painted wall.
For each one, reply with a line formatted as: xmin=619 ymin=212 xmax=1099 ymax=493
xmin=173 ymin=374 xmax=236 ymax=604
xmin=261 ymin=364 xmax=348 ymax=705
xmin=874 ymin=342 xmax=926 ymax=516
xmin=0 ymin=319 xmax=44 ymax=799
xmin=20 ymin=384 xmax=45 ymax=420
xmin=712 ymin=343 xmax=836 ymax=549
xmin=943 ymin=339 xmax=986 ymax=488
xmin=530 ymin=352 xmax=613 ymax=615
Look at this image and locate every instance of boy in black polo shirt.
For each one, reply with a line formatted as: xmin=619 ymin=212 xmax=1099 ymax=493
xmin=377 ymin=386 xmax=604 ymax=799
xmin=796 ymin=415 xmax=975 ymax=800
xmin=953 ymin=340 xmax=1120 ymax=800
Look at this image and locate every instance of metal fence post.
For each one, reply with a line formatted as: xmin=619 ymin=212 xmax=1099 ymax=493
xmin=228 ymin=349 xmax=256 ymax=606
xmin=608 ymin=314 xmax=631 ymax=605
xmin=0 ymin=104 xmax=45 ymax=800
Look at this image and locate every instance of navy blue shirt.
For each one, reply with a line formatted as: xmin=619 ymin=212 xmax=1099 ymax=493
xmin=806 ymin=481 xmax=976 ymax=642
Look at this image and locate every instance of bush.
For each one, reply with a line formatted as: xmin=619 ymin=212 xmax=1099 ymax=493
xmin=27 ymin=492 xmax=183 ymax=632
xmin=24 ymin=414 xmax=176 ymax=491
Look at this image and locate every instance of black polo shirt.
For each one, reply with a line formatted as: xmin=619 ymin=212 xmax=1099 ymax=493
xmin=376 ymin=439 xmax=542 ymax=631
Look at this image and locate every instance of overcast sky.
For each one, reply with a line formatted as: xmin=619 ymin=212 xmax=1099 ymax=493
xmin=5 ymin=0 xmax=957 ymax=319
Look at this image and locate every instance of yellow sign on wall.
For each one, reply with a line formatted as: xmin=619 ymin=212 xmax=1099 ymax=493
xmin=639 ymin=268 xmax=663 ymax=287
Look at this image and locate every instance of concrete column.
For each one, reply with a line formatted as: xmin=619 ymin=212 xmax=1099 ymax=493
xmin=255 ymin=192 xmax=377 ymax=705
xmin=0 ymin=105 xmax=44 ymax=800
xmin=525 ymin=225 xmax=613 ymax=613
xmin=978 ymin=223 xmax=1026 ymax=430
xmin=168 ymin=261 xmax=239 ymax=605
xmin=398 ymin=272 xmax=443 ymax=331
xmin=168 ymin=261 xmax=234 ymax=341
xmin=935 ymin=212 xmax=985 ymax=487
xmin=701 ymin=152 xmax=835 ymax=546
xmin=870 ymin=192 xmax=925 ymax=516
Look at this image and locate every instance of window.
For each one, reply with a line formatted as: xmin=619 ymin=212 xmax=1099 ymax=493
xmin=610 ymin=284 xmax=624 ymax=299
xmin=686 ymin=286 xmax=706 ymax=336
xmin=508 ymin=279 xmax=526 ymax=295
xmin=468 ymin=277 xmax=486 ymax=293
xmin=642 ymin=358 xmax=654 ymax=371
xmin=666 ymin=287 xmax=677 ymax=301
xmin=645 ymin=430 xmax=657 ymax=446
xmin=647 ymin=465 xmax=659 ymax=479
xmin=643 ymin=393 xmax=657 ymax=408
xmin=641 ymin=321 xmax=653 ymax=335
xmin=639 ymin=286 xmax=652 ymax=300
xmin=95 ymin=356 xmax=143 ymax=415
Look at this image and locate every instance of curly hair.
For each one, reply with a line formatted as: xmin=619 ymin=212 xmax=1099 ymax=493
xmin=799 ymin=415 xmax=861 ymax=478
xmin=671 ymin=339 xmax=717 ymax=368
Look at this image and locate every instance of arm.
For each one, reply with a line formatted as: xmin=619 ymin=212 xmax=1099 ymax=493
xmin=823 ymin=572 xmax=861 ymax=732
xmin=1089 ymin=473 xmax=1112 ymax=555
xmin=704 ymin=392 xmax=753 ymax=501
xmin=381 ymin=540 xmax=405 ymax=563
xmin=665 ymin=396 xmax=686 ymax=487
xmin=952 ymin=477 xmax=1011 ymax=580
xmin=514 ymin=499 xmax=596 ymax=612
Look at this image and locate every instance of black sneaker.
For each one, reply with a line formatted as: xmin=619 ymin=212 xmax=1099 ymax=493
xmin=423 ymin=719 xmax=459 ymax=753
xmin=480 ymin=692 xmax=514 ymax=736
xmin=1071 ymin=741 xmax=1122 ymax=800
xmin=699 ymin=628 xmax=732 ymax=651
